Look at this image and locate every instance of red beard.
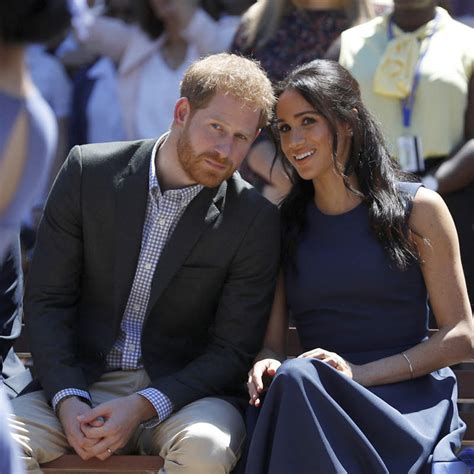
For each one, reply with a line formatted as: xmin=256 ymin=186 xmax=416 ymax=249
xmin=176 ymin=128 xmax=234 ymax=188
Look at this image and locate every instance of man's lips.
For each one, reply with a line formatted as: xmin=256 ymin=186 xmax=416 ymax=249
xmin=204 ymin=158 xmax=228 ymax=170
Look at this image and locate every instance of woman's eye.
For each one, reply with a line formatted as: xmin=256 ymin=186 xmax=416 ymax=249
xmin=278 ymin=124 xmax=290 ymax=133
xmin=302 ymin=117 xmax=316 ymax=126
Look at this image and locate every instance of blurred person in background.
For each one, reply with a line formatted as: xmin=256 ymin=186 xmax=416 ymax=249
xmin=21 ymin=38 xmax=73 ymax=258
xmin=69 ymin=0 xmax=253 ymax=149
xmin=337 ymin=0 xmax=474 ymax=308
xmin=69 ymin=0 xmax=135 ymax=148
xmin=26 ymin=43 xmax=72 ymax=190
xmin=440 ymin=0 xmax=474 ymax=26
xmin=370 ymin=0 xmax=393 ymax=16
xmin=0 ymin=0 xmax=70 ymax=392
xmin=0 ymin=4 xmax=69 ymax=470
xmin=232 ymin=0 xmax=374 ymax=204
xmin=74 ymin=0 xmax=241 ymax=141
xmin=201 ymin=0 xmax=256 ymax=20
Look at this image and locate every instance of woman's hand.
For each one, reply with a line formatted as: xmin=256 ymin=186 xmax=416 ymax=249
xmin=298 ymin=348 xmax=354 ymax=378
xmin=247 ymin=358 xmax=282 ymax=407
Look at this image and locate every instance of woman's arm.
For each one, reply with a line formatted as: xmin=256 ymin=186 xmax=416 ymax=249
xmin=247 ymin=270 xmax=289 ymax=405
xmin=353 ymin=187 xmax=473 ymax=386
xmin=77 ymin=15 xmax=133 ymax=65
xmin=0 ymin=110 xmax=28 ymax=217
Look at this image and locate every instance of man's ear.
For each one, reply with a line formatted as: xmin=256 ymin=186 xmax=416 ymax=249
xmin=173 ymin=97 xmax=191 ymax=127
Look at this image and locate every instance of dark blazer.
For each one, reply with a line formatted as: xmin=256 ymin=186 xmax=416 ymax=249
xmin=24 ymin=139 xmax=280 ymax=412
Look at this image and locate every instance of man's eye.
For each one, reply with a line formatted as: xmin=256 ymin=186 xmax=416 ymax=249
xmin=236 ymin=134 xmax=248 ymax=142
xmin=211 ymin=123 xmax=222 ymax=131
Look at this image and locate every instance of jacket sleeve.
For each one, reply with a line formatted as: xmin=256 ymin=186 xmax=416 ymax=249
xmin=24 ymin=146 xmax=88 ymax=402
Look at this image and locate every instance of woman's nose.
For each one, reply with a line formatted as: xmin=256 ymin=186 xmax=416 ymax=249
xmin=289 ymin=129 xmax=305 ymax=148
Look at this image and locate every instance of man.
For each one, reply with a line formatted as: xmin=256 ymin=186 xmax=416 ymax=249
xmin=11 ymin=53 xmax=279 ymax=473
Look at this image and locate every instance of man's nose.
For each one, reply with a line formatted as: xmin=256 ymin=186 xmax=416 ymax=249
xmin=214 ymin=139 xmax=232 ymax=158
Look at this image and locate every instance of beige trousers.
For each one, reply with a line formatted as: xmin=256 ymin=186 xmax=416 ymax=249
xmin=9 ymin=369 xmax=245 ymax=474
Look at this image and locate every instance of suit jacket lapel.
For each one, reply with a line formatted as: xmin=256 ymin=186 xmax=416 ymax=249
xmin=114 ymin=139 xmax=156 ymax=324
xmin=146 ymin=180 xmax=227 ymax=316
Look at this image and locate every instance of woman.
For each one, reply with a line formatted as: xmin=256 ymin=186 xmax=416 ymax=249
xmin=232 ymin=0 xmax=374 ymax=203
xmin=232 ymin=0 xmax=373 ymax=83
xmin=245 ymin=60 xmax=473 ymax=473
xmin=0 ymin=0 xmax=66 ymax=259
xmin=0 ymin=0 xmax=68 ymax=382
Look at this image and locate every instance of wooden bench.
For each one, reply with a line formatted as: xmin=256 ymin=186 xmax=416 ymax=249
xmin=12 ymin=327 xmax=474 ymax=472
xmin=41 ymin=455 xmax=163 ymax=473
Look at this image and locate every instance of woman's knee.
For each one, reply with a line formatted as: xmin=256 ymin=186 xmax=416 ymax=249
xmin=276 ymin=357 xmax=319 ymax=382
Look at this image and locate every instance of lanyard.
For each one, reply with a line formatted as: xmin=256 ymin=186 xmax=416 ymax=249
xmin=387 ymin=13 xmax=440 ymax=128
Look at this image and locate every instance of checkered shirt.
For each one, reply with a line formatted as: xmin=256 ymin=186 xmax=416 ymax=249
xmin=53 ymin=140 xmax=203 ymax=426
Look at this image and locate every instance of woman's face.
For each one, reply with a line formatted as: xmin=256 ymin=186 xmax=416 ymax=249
xmin=276 ymin=89 xmax=351 ymax=182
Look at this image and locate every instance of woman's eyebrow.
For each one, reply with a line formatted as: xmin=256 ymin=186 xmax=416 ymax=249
xmin=276 ymin=110 xmax=319 ymax=122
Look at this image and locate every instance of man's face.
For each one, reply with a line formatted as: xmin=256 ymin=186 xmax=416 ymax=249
xmin=176 ymin=93 xmax=261 ymax=188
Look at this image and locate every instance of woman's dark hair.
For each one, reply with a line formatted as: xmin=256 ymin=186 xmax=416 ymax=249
xmin=274 ymin=59 xmax=418 ymax=270
xmin=135 ymin=0 xmax=164 ymax=40
xmin=0 ymin=0 xmax=71 ymax=44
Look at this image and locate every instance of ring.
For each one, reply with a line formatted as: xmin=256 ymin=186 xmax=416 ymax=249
xmin=107 ymin=448 xmax=113 ymax=455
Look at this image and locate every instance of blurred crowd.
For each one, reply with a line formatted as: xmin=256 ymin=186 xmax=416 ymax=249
xmin=1 ymin=0 xmax=473 ymax=390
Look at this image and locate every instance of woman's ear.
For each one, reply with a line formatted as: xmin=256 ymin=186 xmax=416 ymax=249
xmin=348 ymin=108 xmax=359 ymax=136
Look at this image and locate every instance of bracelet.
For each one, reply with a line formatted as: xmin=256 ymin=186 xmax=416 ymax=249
xmin=401 ymin=352 xmax=414 ymax=379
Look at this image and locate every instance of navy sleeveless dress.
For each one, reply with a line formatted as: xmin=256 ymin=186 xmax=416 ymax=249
xmin=244 ymin=183 xmax=468 ymax=473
